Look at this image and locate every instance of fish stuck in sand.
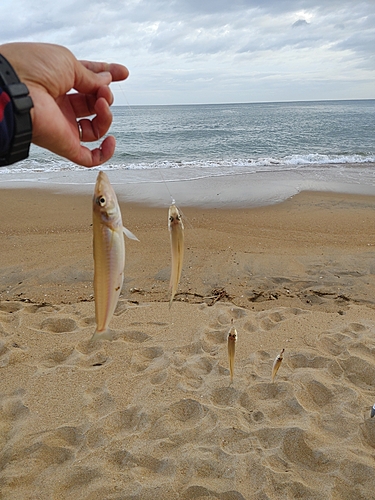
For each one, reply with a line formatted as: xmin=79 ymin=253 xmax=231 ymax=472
xmin=271 ymin=348 xmax=285 ymax=382
xmin=371 ymin=403 xmax=375 ymax=418
xmin=227 ymin=319 xmax=238 ymax=384
xmin=92 ymin=171 xmax=138 ymax=341
xmin=168 ymin=204 xmax=184 ymax=308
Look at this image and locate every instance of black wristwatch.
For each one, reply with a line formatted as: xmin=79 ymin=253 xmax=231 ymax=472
xmin=0 ymin=54 xmax=33 ymax=166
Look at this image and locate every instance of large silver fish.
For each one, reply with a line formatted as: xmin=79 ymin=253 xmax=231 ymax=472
xmin=92 ymin=171 xmax=138 ymax=340
xmin=227 ymin=319 xmax=237 ymax=384
xmin=271 ymin=348 xmax=285 ymax=382
xmin=168 ymin=204 xmax=184 ymax=308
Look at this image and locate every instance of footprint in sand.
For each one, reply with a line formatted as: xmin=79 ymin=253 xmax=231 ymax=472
xmin=110 ymin=448 xmax=175 ymax=476
xmin=131 ymin=346 xmax=167 ymax=371
xmin=16 ymin=424 xmax=85 ymax=474
xmin=339 ymin=356 xmax=375 ymax=390
xmin=0 ymin=390 xmax=30 ymax=475
xmin=181 ymin=486 xmax=246 ymax=500
xmin=287 ymin=352 xmax=331 ymax=370
xmin=83 ymin=385 xmax=116 ymax=419
xmin=122 ymin=330 xmax=151 ymax=343
xmin=176 ymin=354 xmax=216 ymax=390
xmin=210 ymin=386 xmax=241 ymax=407
xmin=0 ymin=301 xmax=23 ymax=314
xmin=40 ymin=317 xmax=78 ymax=334
xmin=360 ymin=419 xmax=375 ymax=449
xmin=148 ymin=398 xmax=217 ymax=442
xmin=54 ymin=466 xmax=102 ymax=498
xmin=103 ymin=405 xmax=150 ymax=437
xmin=40 ymin=345 xmax=110 ymax=371
xmin=281 ymin=427 xmax=335 ymax=473
xmin=0 ymin=339 xmax=28 ymax=367
xmin=0 ymin=302 xmax=22 ymax=330
xmin=258 ymin=310 xmax=285 ymax=331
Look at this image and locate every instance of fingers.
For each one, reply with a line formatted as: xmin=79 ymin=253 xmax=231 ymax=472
xmin=79 ymin=60 xmax=129 ymax=82
xmin=77 ymin=136 xmax=116 ymax=168
xmin=75 ymin=60 xmax=129 ymax=95
xmin=69 ymin=86 xmax=114 ymax=118
xmin=76 ymin=96 xmax=113 ymax=142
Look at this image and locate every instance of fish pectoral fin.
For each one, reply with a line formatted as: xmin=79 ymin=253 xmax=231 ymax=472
xmin=123 ymin=226 xmax=139 ymax=241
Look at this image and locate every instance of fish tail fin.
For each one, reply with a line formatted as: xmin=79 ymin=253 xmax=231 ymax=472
xmin=169 ymin=292 xmax=175 ymax=309
xmin=90 ymin=328 xmax=115 ymax=342
xmin=90 ymin=329 xmax=104 ymax=343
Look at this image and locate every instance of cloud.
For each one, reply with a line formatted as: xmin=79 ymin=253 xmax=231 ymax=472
xmin=1 ymin=0 xmax=374 ymax=103
xmin=292 ymin=19 xmax=310 ymax=27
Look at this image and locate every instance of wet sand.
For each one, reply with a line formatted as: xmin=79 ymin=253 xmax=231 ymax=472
xmin=1 ymin=188 xmax=375 ymax=499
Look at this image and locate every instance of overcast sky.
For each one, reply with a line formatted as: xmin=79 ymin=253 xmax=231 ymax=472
xmin=2 ymin=0 xmax=374 ymax=105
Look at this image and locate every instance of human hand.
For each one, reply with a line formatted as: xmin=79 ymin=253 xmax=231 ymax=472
xmin=0 ymin=42 xmax=129 ymax=167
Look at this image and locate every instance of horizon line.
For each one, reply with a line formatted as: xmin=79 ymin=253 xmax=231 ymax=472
xmin=112 ymin=97 xmax=375 ymax=107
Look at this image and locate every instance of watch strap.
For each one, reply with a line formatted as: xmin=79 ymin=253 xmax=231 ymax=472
xmin=0 ymin=54 xmax=33 ymax=166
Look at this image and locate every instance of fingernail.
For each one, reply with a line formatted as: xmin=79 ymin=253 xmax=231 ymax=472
xmin=98 ymin=71 xmax=112 ymax=80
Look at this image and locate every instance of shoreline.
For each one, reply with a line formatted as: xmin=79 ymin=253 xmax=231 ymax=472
xmin=0 ymin=164 xmax=375 ymax=207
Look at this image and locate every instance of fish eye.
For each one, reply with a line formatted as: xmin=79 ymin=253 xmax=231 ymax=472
xmin=96 ymin=196 xmax=106 ymax=207
xmin=169 ymin=216 xmax=174 ymax=222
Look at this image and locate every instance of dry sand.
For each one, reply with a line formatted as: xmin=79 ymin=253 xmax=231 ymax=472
xmin=1 ymin=188 xmax=375 ymax=499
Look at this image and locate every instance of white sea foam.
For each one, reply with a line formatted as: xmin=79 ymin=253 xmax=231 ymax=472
xmin=1 ymin=153 xmax=375 ymax=176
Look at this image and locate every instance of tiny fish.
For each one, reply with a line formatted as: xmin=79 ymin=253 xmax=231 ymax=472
xmin=92 ymin=171 xmax=138 ymax=340
xmin=168 ymin=204 xmax=184 ymax=308
xmin=271 ymin=348 xmax=285 ymax=382
xmin=371 ymin=403 xmax=375 ymax=418
xmin=227 ymin=319 xmax=237 ymax=383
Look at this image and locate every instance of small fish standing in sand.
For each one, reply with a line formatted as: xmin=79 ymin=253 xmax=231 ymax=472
xmin=168 ymin=204 xmax=184 ymax=308
xmin=271 ymin=348 xmax=285 ymax=382
xmin=92 ymin=171 xmax=138 ymax=340
xmin=371 ymin=403 xmax=375 ymax=418
xmin=227 ymin=319 xmax=238 ymax=384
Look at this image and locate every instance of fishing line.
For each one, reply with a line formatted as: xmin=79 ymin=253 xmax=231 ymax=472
xmin=116 ymin=82 xmax=197 ymax=308
xmin=115 ymin=84 xmax=197 ymax=235
xmin=116 ymin=82 xmax=176 ymax=206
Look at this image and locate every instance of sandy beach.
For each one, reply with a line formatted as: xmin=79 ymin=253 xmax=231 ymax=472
xmin=1 ymin=187 xmax=375 ymax=499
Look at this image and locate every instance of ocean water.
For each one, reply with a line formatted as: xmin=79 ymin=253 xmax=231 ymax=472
xmin=1 ymin=100 xmax=374 ymax=206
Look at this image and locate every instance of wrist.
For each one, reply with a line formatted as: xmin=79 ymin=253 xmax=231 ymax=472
xmin=0 ymin=54 xmax=34 ymax=166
